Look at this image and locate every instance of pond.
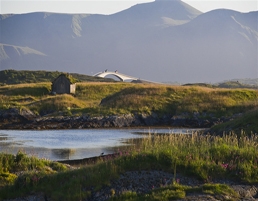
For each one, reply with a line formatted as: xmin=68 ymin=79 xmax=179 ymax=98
xmin=0 ymin=128 xmax=202 ymax=161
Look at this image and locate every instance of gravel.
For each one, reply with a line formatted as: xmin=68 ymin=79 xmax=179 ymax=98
xmin=4 ymin=170 xmax=258 ymax=201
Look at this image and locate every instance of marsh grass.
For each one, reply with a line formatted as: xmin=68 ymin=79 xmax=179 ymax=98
xmin=0 ymin=131 xmax=257 ymax=200
xmin=127 ymin=132 xmax=258 ymax=182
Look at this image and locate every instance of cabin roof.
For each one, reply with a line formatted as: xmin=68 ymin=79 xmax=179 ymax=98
xmin=52 ymin=73 xmax=77 ymax=84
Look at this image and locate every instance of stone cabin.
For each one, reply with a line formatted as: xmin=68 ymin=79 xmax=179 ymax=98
xmin=51 ymin=74 xmax=76 ymax=94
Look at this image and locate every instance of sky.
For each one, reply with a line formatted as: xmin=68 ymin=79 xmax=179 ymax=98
xmin=0 ymin=0 xmax=257 ymax=15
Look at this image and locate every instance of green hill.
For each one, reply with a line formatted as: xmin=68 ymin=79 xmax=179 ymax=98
xmin=216 ymin=81 xmax=256 ymax=89
xmin=183 ymin=80 xmax=258 ymax=89
xmin=209 ymin=108 xmax=258 ymax=135
xmin=0 ymin=70 xmax=114 ymax=85
xmin=1 ymin=82 xmax=257 ymax=119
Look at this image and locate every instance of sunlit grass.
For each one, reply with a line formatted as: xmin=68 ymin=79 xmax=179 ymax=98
xmin=0 ymin=82 xmax=257 ymax=118
xmin=29 ymin=94 xmax=87 ymax=115
xmin=99 ymin=85 xmax=258 ymax=116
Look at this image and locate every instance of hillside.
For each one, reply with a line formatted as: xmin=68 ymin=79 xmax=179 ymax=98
xmin=219 ymin=78 xmax=258 ymax=87
xmin=0 ymin=70 xmax=114 ymax=85
xmin=0 ymin=0 xmax=257 ymax=83
xmin=209 ymin=108 xmax=258 ymax=135
xmin=184 ymin=80 xmax=258 ymax=89
xmin=0 ymin=82 xmax=257 ymax=129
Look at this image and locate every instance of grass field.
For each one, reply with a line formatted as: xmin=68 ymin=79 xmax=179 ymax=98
xmin=1 ymin=82 xmax=257 ymax=116
xmin=1 ymin=81 xmax=258 ymax=132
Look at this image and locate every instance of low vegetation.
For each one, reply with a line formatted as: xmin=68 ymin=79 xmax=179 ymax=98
xmin=98 ymin=85 xmax=258 ymax=116
xmin=1 ymin=131 xmax=257 ymax=200
xmin=210 ymin=108 xmax=258 ymax=135
xmin=0 ymin=151 xmax=67 ymax=196
xmin=0 ymin=77 xmax=257 ymax=135
xmin=1 ymin=82 xmax=257 ymax=116
xmin=0 ymin=81 xmax=258 ymax=131
xmin=217 ymin=81 xmax=254 ymax=89
xmin=184 ymin=79 xmax=258 ymax=89
xmin=217 ymin=80 xmax=258 ymax=88
xmin=0 ymin=70 xmax=114 ymax=85
xmin=109 ymin=183 xmax=238 ymax=201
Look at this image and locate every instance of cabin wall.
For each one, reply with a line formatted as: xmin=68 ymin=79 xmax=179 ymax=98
xmin=52 ymin=75 xmax=71 ymax=94
xmin=70 ymin=84 xmax=76 ymax=94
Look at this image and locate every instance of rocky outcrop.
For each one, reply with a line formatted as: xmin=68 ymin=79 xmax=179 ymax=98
xmin=0 ymin=108 xmax=37 ymax=124
xmin=0 ymin=108 xmax=239 ymax=130
xmin=88 ymin=171 xmax=258 ymax=201
xmin=5 ymin=170 xmax=257 ymax=201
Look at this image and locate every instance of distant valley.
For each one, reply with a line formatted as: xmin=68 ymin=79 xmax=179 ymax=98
xmin=0 ymin=0 xmax=257 ymax=83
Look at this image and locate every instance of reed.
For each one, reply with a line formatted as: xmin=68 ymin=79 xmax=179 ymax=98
xmin=123 ymin=131 xmax=258 ymax=182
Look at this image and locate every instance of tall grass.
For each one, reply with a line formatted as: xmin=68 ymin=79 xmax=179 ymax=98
xmin=125 ymin=132 xmax=258 ymax=182
xmin=0 ymin=131 xmax=257 ymax=200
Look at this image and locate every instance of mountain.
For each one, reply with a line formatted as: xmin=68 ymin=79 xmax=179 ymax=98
xmin=0 ymin=0 xmax=257 ymax=83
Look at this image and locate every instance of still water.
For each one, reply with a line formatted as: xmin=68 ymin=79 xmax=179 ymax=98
xmin=0 ymin=128 xmax=200 ymax=161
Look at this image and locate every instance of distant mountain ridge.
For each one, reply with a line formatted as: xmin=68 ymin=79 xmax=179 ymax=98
xmin=0 ymin=0 xmax=257 ymax=83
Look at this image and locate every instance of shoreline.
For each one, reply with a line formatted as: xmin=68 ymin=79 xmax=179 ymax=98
xmin=0 ymin=109 xmax=230 ymax=130
xmin=57 ymin=153 xmax=120 ymax=166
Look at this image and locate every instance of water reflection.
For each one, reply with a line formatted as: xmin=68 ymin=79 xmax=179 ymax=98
xmin=0 ymin=136 xmax=8 ymax=141
xmin=0 ymin=128 xmax=203 ymax=161
xmin=51 ymin=149 xmax=76 ymax=160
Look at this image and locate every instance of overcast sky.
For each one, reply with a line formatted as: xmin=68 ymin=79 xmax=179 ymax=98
xmin=1 ymin=0 xmax=257 ymax=15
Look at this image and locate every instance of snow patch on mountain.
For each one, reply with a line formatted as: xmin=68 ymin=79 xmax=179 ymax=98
xmin=0 ymin=43 xmax=46 ymax=61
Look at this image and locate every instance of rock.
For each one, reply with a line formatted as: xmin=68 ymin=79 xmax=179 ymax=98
xmin=232 ymin=185 xmax=258 ymax=199
xmin=0 ymin=108 xmax=36 ymax=125
xmin=0 ymin=109 xmax=242 ymax=130
xmin=87 ymin=170 xmax=258 ymax=201
xmin=105 ymin=114 xmax=135 ymax=127
xmin=19 ymin=108 xmax=37 ymax=120
xmin=4 ymin=168 xmax=258 ymax=201
xmin=139 ymin=113 xmax=160 ymax=126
